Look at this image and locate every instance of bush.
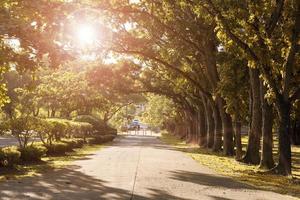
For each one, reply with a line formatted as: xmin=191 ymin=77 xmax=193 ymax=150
xmin=74 ymin=115 xmax=103 ymax=130
xmin=42 ymin=119 xmax=93 ymax=141
xmin=74 ymin=115 xmax=117 ymax=135
xmin=62 ymin=139 xmax=85 ymax=149
xmin=18 ymin=145 xmax=47 ymax=162
xmin=45 ymin=142 xmax=72 ymax=156
xmin=87 ymin=134 xmax=116 ymax=145
xmin=9 ymin=116 xmax=41 ymax=148
xmin=45 ymin=119 xmax=68 ymax=142
xmin=87 ymin=136 xmax=104 ymax=145
xmin=0 ymin=121 xmax=10 ymax=135
xmin=0 ymin=147 xmax=21 ymax=167
xmin=102 ymin=134 xmax=116 ymax=142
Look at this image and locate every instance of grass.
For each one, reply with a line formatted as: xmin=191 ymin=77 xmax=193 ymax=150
xmin=0 ymin=143 xmax=105 ymax=182
xmin=160 ymin=131 xmax=300 ymax=199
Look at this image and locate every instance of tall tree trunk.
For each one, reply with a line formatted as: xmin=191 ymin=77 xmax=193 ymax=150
xmin=191 ymin=112 xmax=198 ymax=144
xmin=33 ymin=107 xmax=40 ymax=117
xmin=259 ymin=84 xmax=274 ymax=169
xmin=242 ymin=68 xmax=261 ymax=164
xmin=51 ymin=109 xmax=56 ymax=118
xmin=185 ymin=111 xmax=192 ymax=143
xmin=272 ymin=101 xmax=292 ymax=175
xmin=212 ymin=102 xmax=222 ymax=152
xmin=217 ymin=97 xmax=234 ymax=156
xmin=198 ymin=107 xmax=207 ymax=147
xmin=205 ymin=102 xmax=215 ymax=148
xmin=290 ymin=117 xmax=300 ymax=145
xmin=234 ymin=120 xmax=242 ymax=160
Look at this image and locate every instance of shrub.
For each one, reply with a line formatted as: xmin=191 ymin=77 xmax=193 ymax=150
xmin=0 ymin=121 xmax=10 ymax=135
xmin=45 ymin=119 xmax=68 ymax=142
xmin=42 ymin=119 xmax=93 ymax=140
xmin=87 ymin=136 xmax=104 ymax=145
xmin=102 ymin=134 xmax=116 ymax=143
xmin=18 ymin=145 xmax=47 ymax=162
xmin=74 ymin=115 xmax=102 ymax=131
xmin=87 ymin=134 xmax=116 ymax=145
xmin=67 ymin=121 xmax=93 ymax=138
xmin=62 ymin=139 xmax=85 ymax=149
xmin=0 ymin=147 xmax=21 ymax=167
xmin=45 ymin=142 xmax=71 ymax=156
xmin=9 ymin=116 xmax=41 ymax=148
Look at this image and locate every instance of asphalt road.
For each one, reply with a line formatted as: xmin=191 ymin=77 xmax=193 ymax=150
xmin=0 ymin=136 xmax=20 ymax=147
xmin=0 ymin=134 xmax=297 ymax=200
xmin=0 ymin=135 xmax=40 ymax=148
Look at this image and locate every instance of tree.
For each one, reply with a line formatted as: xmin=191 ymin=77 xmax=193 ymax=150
xmin=202 ymin=0 xmax=299 ymax=175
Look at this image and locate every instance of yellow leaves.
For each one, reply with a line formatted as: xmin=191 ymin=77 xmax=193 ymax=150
xmin=247 ymin=60 xmax=256 ymax=69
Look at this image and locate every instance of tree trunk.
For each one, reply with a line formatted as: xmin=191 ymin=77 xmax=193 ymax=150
xmin=217 ymin=97 xmax=234 ymax=156
xmin=212 ymin=102 xmax=222 ymax=152
xmin=290 ymin=113 xmax=300 ymax=145
xmin=51 ymin=109 xmax=56 ymax=118
xmin=272 ymin=101 xmax=292 ymax=175
xmin=190 ymin=112 xmax=198 ymax=144
xmin=234 ymin=120 xmax=242 ymax=160
xmin=33 ymin=107 xmax=40 ymax=117
xmin=206 ymin=103 xmax=215 ymax=148
xmin=198 ymin=107 xmax=207 ymax=147
xmin=242 ymin=68 xmax=261 ymax=164
xmin=259 ymin=84 xmax=275 ymax=169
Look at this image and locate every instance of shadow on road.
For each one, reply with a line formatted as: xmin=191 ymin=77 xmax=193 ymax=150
xmin=0 ymin=166 xmax=194 ymax=200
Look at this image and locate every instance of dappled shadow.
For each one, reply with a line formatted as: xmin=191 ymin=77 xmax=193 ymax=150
xmin=0 ymin=166 xmax=196 ymax=200
xmin=168 ymin=170 xmax=254 ymax=190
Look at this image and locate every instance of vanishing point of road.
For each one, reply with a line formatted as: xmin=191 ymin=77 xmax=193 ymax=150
xmin=0 ymin=134 xmax=297 ymax=200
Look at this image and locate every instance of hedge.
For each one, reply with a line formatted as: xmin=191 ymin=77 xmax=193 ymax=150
xmin=74 ymin=115 xmax=117 ymax=136
xmin=44 ymin=142 xmax=72 ymax=156
xmin=19 ymin=145 xmax=47 ymax=162
xmin=87 ymin=134 xmax=116 ymax=145
xmin=0 ymin=147 xmax=21 ymax=167
xmin=62 ymin=139 xmax=85 ymax=149
xmin=0 ymin=116 xmax=117 ymax=166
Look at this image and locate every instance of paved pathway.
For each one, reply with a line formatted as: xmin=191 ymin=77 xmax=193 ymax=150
xmin=0 ymin=135 xmax=297 ymax=200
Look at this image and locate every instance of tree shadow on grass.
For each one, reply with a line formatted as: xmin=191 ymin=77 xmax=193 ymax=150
xmin=168 ymin=170 xmax=254 ymax=190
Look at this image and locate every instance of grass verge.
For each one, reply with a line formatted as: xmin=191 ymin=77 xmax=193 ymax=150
xmin=160 ymin=132 xmax=300 ymax=199
xmin=0 ymin=143 xmax=105 ymax=182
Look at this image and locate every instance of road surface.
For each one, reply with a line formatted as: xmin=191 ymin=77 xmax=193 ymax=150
xmin=0 ymin=134 xmax=297 ymax=200
xmin=0 ymin=136 xmax=20 ymax=147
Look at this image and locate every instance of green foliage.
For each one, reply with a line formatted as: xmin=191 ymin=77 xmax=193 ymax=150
xmin=74 ymin=115 xmax=104 ymax=132
xmin=45 ymin=142 xmax=72 ymax=156
xmin=0 ymin=120 xmax=10 ymax=135
xmin=62 ymin=139 xmax=85 ymax=149
xmin=0 ymin=146 xmax=21 ymax=168
xmin=141 ymin=94 xmax=176 ymax=128
xmin=8 ymin=116 xmax=41 ymax=148
xmin=38 ymin=118 xmax=93 ymax=145
xmin=217 ymin=51 xmax=249 ymax=122
xmin=18 ymin=145 xmax=47 ymax=162
xmin=87 ymin=135 xmax=116 ymax=145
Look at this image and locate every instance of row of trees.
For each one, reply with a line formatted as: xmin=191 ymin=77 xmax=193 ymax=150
xmin=84 ymin=0 xmax=299 ymax=176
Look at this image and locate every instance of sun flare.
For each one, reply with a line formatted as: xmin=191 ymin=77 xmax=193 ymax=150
xmin=76 ymin=24 xmax=97 ymax=46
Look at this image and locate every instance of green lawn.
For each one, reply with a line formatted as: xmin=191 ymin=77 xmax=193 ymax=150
xmin=160 ymin=132 xmax=300 ymax=198
xmin=0 ymin=144 xmax=104 ymax=181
